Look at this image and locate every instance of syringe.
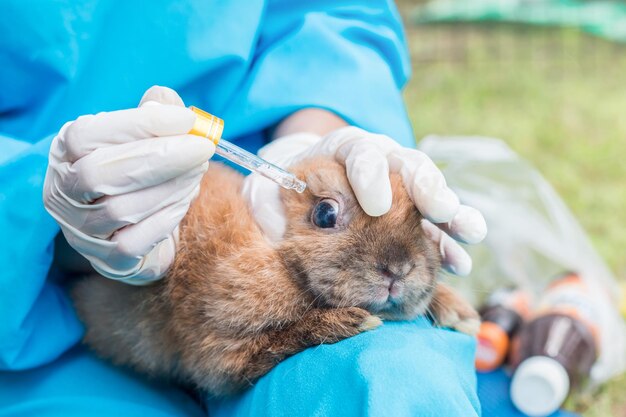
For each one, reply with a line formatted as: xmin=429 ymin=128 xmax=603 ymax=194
xmin=188 ymin=106 xmax=306 ymax=193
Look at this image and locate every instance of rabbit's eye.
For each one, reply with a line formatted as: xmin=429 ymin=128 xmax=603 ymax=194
xmin=312 ymin=199 xmax=339 ymax=228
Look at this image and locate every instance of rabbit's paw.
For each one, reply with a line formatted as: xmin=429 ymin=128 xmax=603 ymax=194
xmin=433 ymin=306 xmax=480 ymax=336
xmin=359 ymin=314 xmax=383 ymax=331
xmin=429 ymin=284 xmax=480 ymax=336
xmin=304 ymin=307 xmax=381 ymax=344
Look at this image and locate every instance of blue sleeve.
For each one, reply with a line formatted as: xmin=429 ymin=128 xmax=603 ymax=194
xmin=219 ymin=0 xmax=415 ymax=148
xmin=206 ymin=318 xmax=481 ymax=417
xmin=0 ymin=135 xmax=83 ymax=370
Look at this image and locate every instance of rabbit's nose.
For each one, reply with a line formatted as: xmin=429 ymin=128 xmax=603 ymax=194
xmin=376 ymin=262 xmax=413 ymax=284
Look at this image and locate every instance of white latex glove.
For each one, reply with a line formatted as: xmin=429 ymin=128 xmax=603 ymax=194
xmin=43 ymin=86 xmax=215 ymax=284
xmin=242 ymin=126 xmax=487 ymax=276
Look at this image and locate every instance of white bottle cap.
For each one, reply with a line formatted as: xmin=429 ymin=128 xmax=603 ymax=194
xmin=510 ymin=356 xmax=570 ymax=417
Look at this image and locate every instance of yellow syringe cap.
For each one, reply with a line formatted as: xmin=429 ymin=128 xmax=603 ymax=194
xmin=188 ymin=106 xmax=224 ymax=146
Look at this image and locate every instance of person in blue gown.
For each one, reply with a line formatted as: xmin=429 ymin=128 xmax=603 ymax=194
xmin=0 ymin=1 xmax=484 ymax=416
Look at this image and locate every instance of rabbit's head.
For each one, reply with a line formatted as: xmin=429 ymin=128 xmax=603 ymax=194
xmin=278 ymin=158 xmax=441 ymax=320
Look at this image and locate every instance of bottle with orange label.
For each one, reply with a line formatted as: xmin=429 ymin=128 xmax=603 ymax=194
xmin=475 ymin=288 xmax=531 ymax=372
xmin=509 ymin=272 xmax=600 ymax=417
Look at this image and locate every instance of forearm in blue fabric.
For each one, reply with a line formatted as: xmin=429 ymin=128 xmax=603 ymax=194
xmin=214 ymin=0 xmax=415 ymax=147
xmin=0 ymin=135 xmax=83 ymax=370
xmin=207 ymin=317 xmax=481 ymax=417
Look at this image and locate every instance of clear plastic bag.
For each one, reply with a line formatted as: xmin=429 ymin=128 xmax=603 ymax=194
xmin=419 ymin=135 xmax=626 ymax=384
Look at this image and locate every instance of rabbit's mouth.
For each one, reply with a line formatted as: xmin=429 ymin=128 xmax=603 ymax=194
xmin=366 ymin=281 xmax=436 ymax=320
xmin=372 ymin=280 xmax=404 ymax=305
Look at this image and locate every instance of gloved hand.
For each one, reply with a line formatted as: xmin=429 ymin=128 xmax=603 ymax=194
xmin=242 ymin=127 xmax=487 ymax=276
xmin=43 ymin=86 xmax=215 ymax=284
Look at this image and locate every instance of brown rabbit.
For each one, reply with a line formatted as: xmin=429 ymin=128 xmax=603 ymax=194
xmin=72 ymin=157 xmax=479 ymax=397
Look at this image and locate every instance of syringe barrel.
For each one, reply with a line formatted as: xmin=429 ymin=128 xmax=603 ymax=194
xmin=188 ymin=106 xmax=306 ymax=193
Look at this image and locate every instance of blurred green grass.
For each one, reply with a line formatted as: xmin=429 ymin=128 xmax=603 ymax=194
xmin=397 ymin=2 xmax=626 ymax=415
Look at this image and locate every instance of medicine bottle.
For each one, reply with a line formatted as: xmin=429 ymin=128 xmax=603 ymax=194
xmin=509 ymin=273 xmax=599 ymax=417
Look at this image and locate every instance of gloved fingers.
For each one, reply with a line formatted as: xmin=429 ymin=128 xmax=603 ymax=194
xmin=314 ymin=127 xmax=397 ymax=217
xmin=109 ymin=237 xmax=178 ymax=285
xmin=111 ymin=190 xmax=197 ymax=260
xmin=258 ymin=133 xmax=322 ymax=168
xmin=63 ymin=135 xmax=214 ymax=203
xmin=311 ymin=126 xmax=399 ymax=157
xmin=54 ymin=210 xmax=179 ymax=283
xmin=421 ymin=219 xmax=473 ymax=276
xmin=139 ymin=85 xmax=186 ymax=107
xmin=387 ymin=149 xmax=459 ymax=224
xmin=341 ymin=142 xmax=393 ymax=217
xmin=67 ymin=163 xmax=207 ymax=237
xmin=437 ymin=205 xmax=487 ymax=245
xmin=62 ymin=104 xmax=197 ymax=162
xmin=241 ymin=173 xmax=286 ymax=242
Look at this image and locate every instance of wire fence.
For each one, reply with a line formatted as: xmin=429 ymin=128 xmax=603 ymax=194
xmin=403 ymin=0 xmax=626 ymax=71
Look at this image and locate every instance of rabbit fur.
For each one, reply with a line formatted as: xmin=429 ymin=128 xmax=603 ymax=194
xmin=72 ymin=157 xmax=479 ymax=396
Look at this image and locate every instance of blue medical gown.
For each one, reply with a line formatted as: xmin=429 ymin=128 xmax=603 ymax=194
xmin=0 ymin=1 xmax=479 ymax=415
